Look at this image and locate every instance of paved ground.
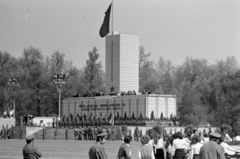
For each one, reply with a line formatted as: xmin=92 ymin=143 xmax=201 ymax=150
xmin=0 ymin=139 xmax=141 ymax=159
xmin=2 ymin=139 xmax=240 ymax=159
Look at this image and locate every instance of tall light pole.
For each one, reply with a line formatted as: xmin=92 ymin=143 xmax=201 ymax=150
xmin=52 ymin=74 xmax=65 ymax=119
xmin=7 ymin=77 xmax=19 ymax=119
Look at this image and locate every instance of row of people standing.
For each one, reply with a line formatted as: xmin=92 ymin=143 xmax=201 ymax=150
xmin=89 ymin=127 xmax=239 ymax=159
xmin=42 ymin=126 xmax=116 ymax=140
xmin=0 ymin=125 xmax=13 ymax=139
xmin=73 ymin=127 xmax=116 ymax=141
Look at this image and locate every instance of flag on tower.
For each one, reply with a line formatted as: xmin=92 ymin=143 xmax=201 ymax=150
xmin=99 ymin=3 xmax=112 ymax=38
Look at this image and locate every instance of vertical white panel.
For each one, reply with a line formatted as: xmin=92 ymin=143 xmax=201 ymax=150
xmin=105 ymin=33 xmax=139 ymax=95
xmin=167 ymin=98 xmax=176 ymax=118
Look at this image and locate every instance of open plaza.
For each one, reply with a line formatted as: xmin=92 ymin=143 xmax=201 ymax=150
xmin=0 ymin=139 xmax=140 ymax=159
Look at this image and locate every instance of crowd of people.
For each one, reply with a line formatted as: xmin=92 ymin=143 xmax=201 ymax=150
xmin=73 ymin=126 xmax=116 ymax=141
xmin=0 ymin=125 xmax=13 ymax=140
xmin=89 ymin=126 xmax=240 ymax=159
xmin=21 ymin=124 xmax=240 ymax=159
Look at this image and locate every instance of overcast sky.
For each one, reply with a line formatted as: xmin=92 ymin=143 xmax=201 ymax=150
xmin=0 ymin=0 xmax=239 ymax=70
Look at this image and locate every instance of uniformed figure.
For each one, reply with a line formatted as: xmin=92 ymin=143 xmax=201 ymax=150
xmin=88 ymin=132 xmax=108 ymax=159
xmin=65 ymin=128 xmax=68 ymax=140
xmin=134 ymin=127 xmax=140 ymax=141
xmin=42 ymin=127 xmax=46 ymax=140
xmin=0 ymin=129 xmax=2 ymax=139
xmin=54 ymin=128 xmax=58 ymax=140
xmin=116 ymin=135 xmax=133 ymax=159
xmin=199 ymin=133 xmax=226 ymax=159
xmin=56 ymin=118 xmax=59 ymax=128
xmin=107 ymin=128 xmax=111 ymax=141
xmin=74 ymin=129 xmax=78 ymax=140
xmin=22 ymin=134 xmax=42 ymax=159
xmin=1 ymin=126 xmax=6 ymax=140
xmin=128 ymin=129 xmax=132 ymax=138
xmin=52 ymin=118 xmax=55 ymax=128
xmin=94 ymin=127 xmax=98 ymax=140
xmin=79 ymin=128 xmax=84 ymax=140
xmin=111 ymin=127 xmax=116 ymax=141
xmin=7 ymin=128 xmax=11 ymax=139
xmin=84 ymin=127 xmax=88 ymax=140
xmin=89 ymin=127 xmax=94 ymax=140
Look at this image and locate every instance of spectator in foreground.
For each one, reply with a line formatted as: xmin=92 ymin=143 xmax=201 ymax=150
xmin=116 ymin=135 xmax=133 ymax=159
xmin=138 ymin=135 xmax=155 ymax=159
xmin=89 ymin=132 xmax=108 ymax=159
xmin=172 ymin=132 xmax=189 ymax=159
xmin=199 ymin=133 xmax=225 ymax=159
xmin=22 ymin=134 xmax=42 ymax=159
xmin=219 ymin=134 xmax=239 ymax=158
xmin=189 ymin=135 xmax=203 ymax=159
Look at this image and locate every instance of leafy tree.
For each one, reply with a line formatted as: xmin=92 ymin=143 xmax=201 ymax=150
xmin=155 ymin=57 xmax=175 ymax=94
xmin=139 ymin=46 xmax=158 ymax=93
xmin=117 ymin=112 xmax=120 ymax=119
xmin=139 ymin=112 xmax=143 ymax=119
xmin=83 ymin=47 xmax=104 ymax=94
xmin=124 ymin=112 xmax=127 ymax=119
xmin=132 ymin=112 xmax=135 ymax=119
xmin=160 ymin=112 xmax=164 ymax=120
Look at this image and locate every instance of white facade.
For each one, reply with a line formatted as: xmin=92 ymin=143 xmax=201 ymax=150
xmin=105 ymin=33 xmax=139 ymax=95
xmin=62 ymin=94 xmax=177 ymax=119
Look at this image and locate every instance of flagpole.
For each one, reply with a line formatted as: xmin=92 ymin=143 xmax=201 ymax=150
xmin=111 ymin=0 xmax=113 ymax=83
xmin=111 ymin=0 xmax=114 ymax=127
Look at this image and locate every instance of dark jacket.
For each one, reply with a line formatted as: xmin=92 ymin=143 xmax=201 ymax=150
xmin=22 ymin=143 xmax=42 ymax=159
xmin=117 ymin=143 xmax=132 ymax=159
xmin=89 ymin=142 xmax=108 ymax=159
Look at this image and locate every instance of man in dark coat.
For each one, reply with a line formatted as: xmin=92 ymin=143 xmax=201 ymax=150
xmin=22 ymin=134 xmax=42 ymax=159
xmin=111 ymin=127 xmax=116 ymax=141
xmin=84 ymin=127 xmax=88 ymax=140
xmin=134 ymin=127 xmax=140 ymax=141
xmin=54 ymin=128 xmax=58 ymax=140
xmin=42 ymin=126 xmax=46 ymax=140
xmin=65 ymin=128 xmax=68 ymax=140
xmin=88 ymin=132 xmax=108 ymax=159
xmin=116 ymin=135 xmax=133 ymax=159
xmin=1 ymin=126 xmax=6 ymax=140
xmin=199 ymin=133 xmax=225 ymax=159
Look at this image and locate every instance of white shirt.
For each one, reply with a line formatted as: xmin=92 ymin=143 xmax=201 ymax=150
xmin=224 ymin=134 xmax=232 ymax=142
xmin=189 ymin=143 xmax=203 ymax=159
xmin=235 ymin=136 xmax=240 ymax=141
xmin=204 ymin=137 xmax=209 ymax=143
xmin=172 ymin=138 xmax=189 ymax=156
xmin=138 ymin=144 xmax=155 ymax=159
xmin=154 ymin=138 xmax=164 ymax=149
xmin=220 ymin=142 xmax=237 ymax=156
xmin=148 ymin=139 xmax=154 ymax=146
xmin=173 ymin=138 xmax=189 ymax=149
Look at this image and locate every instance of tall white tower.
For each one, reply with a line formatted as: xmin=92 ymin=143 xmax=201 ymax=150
xmin=105 ymin=32 xmax=139 ymax=95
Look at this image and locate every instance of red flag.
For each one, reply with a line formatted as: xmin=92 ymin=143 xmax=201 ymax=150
xmin=99 ymin=3 xmax=112 ymax=38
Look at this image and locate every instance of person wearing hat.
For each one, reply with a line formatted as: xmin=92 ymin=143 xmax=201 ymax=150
xmin=88 ymin=132 xmax=108 ymax=159
xmin=22 ymin=134 xmax=42 ymax=159
xmin=199 ymin=133 xmax=225 ymax=159
xmin=116 ymin=135 xmax=133 ymax=159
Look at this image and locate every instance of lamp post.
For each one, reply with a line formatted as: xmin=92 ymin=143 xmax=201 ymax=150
xmin=52 ymin=74 xmax=65 ymax=119
xmin=7 ymin=77 xmax=19 ymax=119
